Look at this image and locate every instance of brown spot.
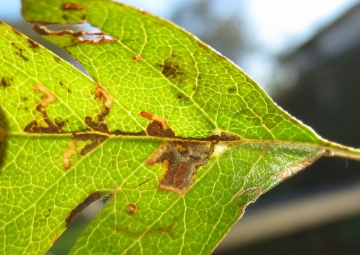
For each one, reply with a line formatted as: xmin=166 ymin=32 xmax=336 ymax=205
xmin=54 ymin=56 xmax=61 ymax=63
xmin=128 ymin=203 xmax=137 ymax=215
xmin=161 ymin=56 xmax=185 ymax=78
xmin=227 ymin=86 xmax=237 ymax=93
xmin=63 ymin=3 xmax=84 ymax=10
xmin=176 ymin=92 xmax=187 ymax=100
xmin=140 ymin=111 xmax=175 ymax=137
xmin=62 ymin=13 xmax=69 ymax=20
xmin=147 ymin=141 xmax=214 ymax=194
xmin=66 ymin=191 xmax=102 ymax=227
xmin=1 ymin=77 xmax=12 ymax=88
xmin=11 ymin=42 xmax=29 ymax=61
xmin=133 ymin=54 xmax=142 ymax=61
xmin=27 ymin=38 xmax=39 ymax=51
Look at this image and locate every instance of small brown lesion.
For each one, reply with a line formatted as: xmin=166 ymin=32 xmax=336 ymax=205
xmin=140 ymin=111 xmax=175 ymax=137
xmin=27 ymin=38 xmax=39 ymax=51
xmin=63 ymin=3 xmax=84 ymax=10
xmin=128 ymin=203 xmax=137 ymax=215
xmin=133 ymin=54 xmax=142 ymax=61
xmin=161 ymin=55 xmax=185 ymax=79
xmin=147 ymin=141 xmax=214 ymax=195
xmin=11 ymin=42 xmax=29 ymax=61
xmin=1 ymin=77 xmax=12 ymax=88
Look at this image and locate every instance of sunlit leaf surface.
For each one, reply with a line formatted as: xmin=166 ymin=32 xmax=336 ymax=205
xmin=0 ymin=1 xmax=359 ymax=254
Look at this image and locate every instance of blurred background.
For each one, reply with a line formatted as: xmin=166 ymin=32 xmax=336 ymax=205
xmin=2 ymin=0 xmax=360 ymax=254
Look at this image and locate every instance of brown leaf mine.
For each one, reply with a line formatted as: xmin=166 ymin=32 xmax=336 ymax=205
xmin=147 ymin=141 xmax=214 ymax=194
xmin=140 ymin=111 xmax=175 ymax=137
xmin=24 ymin=84 xmax=65 ymax=133
xmin=33 ymin=24 xmax=116 ymax=45
xmin=62 ymin=140 xmax=77 ymax=170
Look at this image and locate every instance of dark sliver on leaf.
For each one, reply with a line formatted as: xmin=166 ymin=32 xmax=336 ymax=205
xmin=65 ymin=191 xmax=102 ymax=227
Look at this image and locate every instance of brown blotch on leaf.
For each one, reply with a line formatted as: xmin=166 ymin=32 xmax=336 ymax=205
xmin=133 ymin=54 xmax=142 ymax=61
xmin=27 ymin=38 xmax=39 ymax=51
xmin=147 ymin=141 xmax=214 ymax=195
xmin=161 ymin=56 xmax=185 ymax=78
xmin=63 ymin=3 xmax=84 ymax=10
xmin=227 ymin=86 xmax=237 ymax=93
xmin=1 ymin=77 xmax=12 ymax=88
xmin=140 ymin=111 xmax=175 ymax=137
xmin=128 ymin=203 xmax=137 ymax=215
xmin=65 ymin=191 xmax=102 ymax=227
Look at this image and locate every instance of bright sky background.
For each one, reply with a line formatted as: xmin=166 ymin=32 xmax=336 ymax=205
xmin=119 ymin=0 xmax=360 ymax=53
xmin=246 ymin=0 xmax=360 ymax=53
xmin=0 ymin=0 xmax=359 ymax=90
xmin=1 ymin=0 xmax=358 ymax=53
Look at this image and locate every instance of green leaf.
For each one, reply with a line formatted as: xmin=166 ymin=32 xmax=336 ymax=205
xmin=0 ymin=1 xmax=358 ymax=254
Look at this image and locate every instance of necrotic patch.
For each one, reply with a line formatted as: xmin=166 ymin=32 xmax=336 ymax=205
xmin=146 ymin=141 xmax=214 ymax=194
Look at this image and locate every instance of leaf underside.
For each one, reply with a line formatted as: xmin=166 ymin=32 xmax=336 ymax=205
xmin=0 ymin=0 xmax=351 ymax=254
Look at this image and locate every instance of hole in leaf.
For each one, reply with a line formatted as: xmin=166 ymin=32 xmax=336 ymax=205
xmin=48 ymin=192 xmax=110 ymax=254
xmin=34 ymin=23 xmax=116 ymax=43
